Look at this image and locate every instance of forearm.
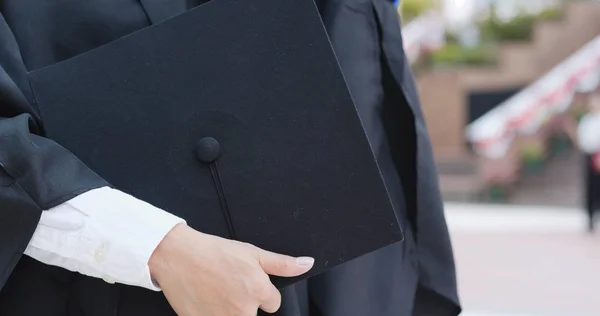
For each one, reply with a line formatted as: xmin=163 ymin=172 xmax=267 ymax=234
xmin=1 ymin=115 xmax=184 ymax=291
xmin=24 ymin=187 xmax=185 ymax=290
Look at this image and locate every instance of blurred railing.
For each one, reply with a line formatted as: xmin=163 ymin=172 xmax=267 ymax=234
xmin=466 ymin=35 xmax=600 ymax=159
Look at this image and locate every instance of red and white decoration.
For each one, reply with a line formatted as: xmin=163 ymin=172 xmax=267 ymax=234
xmin=466 ymin=35 xmax=600 ymax=159
xmin=402 ymin=10 xmax=446 ymax=63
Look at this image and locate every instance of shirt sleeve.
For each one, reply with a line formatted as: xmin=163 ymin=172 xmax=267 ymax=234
xmin=24 ymin=186 xmax=185 ymax=291
xmin=577 ymin=114 xmax=600 ymax=154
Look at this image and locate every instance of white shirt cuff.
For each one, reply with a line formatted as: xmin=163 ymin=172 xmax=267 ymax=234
xmin=24 ymin=186 xmax=185 ymax=291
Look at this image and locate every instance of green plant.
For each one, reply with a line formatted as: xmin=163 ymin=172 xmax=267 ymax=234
xmin=479 ymin=6 xmax=563 ymax=42
xmin=400 ymin=0 xmax=435 ymax=22
xmin=549 ymin=132 xmax=572 ymax=156
xmin=572 ymin=107 xmax=588 ymax=122
xmin=521 ymin=142 xmax=545 ymax=161
xmin=444 ymin=31 xmax=460 ymax=45
xmin=427 ymin=42 xmax=497 ymax=67
xmin=486 ymin=184 xmax=510 ymax=203
xmin=537 ymin=7 xmax=563 ymax=21
xmin=481 ymin=13 xmax=536 ymax=41
xmin=521 ymin=142 xmax=546 ymax=174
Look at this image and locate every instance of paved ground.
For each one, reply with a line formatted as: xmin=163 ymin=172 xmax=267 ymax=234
xmin=444 ymin=203 xmax=600 ymax=316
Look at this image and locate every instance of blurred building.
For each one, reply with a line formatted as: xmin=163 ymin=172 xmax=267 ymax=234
xmin=410 ymin=0 xmax=600 ymax=203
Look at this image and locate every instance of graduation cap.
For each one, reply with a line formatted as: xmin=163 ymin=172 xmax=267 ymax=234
xmin=27 ymin=0 xmax=403 ymax=287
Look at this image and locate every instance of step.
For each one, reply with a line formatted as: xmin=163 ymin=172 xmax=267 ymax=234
xmin=439 ymin=174 xmax=482 ymax=202
xmin=436 ymin=156 xmax=479 ymax=176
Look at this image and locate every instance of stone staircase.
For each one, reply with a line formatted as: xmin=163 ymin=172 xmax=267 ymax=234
xmin=508 ymin=150 xmax=583 ymax=207
xmin=436 ymin=155 xmax=482 ymax=202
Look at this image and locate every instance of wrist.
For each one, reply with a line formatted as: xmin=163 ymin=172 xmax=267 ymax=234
xmin=149 ymin=222 xmax=188 ymax=283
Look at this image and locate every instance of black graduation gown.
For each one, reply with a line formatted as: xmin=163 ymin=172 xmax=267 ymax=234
xmin=584 ymin=154 xmax=600 ymax=222
xmin=0 ymin=1 xmax=460 ymax=315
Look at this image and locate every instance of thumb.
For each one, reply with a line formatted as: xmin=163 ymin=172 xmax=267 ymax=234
xmin=257 ymin=251 xmax=314 ymax=277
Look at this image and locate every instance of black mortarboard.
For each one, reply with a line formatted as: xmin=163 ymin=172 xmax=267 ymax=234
xmin=27 ymin=0 xmax=403 ymax=287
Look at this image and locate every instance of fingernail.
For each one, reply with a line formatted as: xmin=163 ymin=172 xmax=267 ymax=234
xmin=296 ymin=257 xmax=315 ymax=267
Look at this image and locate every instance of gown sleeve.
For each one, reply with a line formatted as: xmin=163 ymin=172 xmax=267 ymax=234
xmin=0 ymin=12 xmax=108 ymax=290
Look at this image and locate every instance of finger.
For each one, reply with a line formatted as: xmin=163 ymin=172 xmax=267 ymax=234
xmin=257 ymin=251 xmax=314 ymax=277
xmin=258 ymin=283 xmax=281 ymax=314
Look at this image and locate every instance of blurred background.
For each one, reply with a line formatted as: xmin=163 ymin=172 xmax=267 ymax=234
xmin=397 ymin=0 xmax=600 ymax=315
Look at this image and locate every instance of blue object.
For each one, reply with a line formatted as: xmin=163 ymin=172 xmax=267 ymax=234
xmin=393 ymin=0 xmax=400 ymax=7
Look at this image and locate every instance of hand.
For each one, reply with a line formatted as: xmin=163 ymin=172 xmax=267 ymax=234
xmin=149 ymin=224 xmax=314 ymax=316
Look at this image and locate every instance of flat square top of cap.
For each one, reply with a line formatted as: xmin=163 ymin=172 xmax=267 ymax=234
xmin=28 ymin=0 xmax=403 ymax=287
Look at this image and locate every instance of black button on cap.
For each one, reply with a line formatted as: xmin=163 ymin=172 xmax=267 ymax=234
xmin=196 ymin=137 xmax=221 ymax=163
